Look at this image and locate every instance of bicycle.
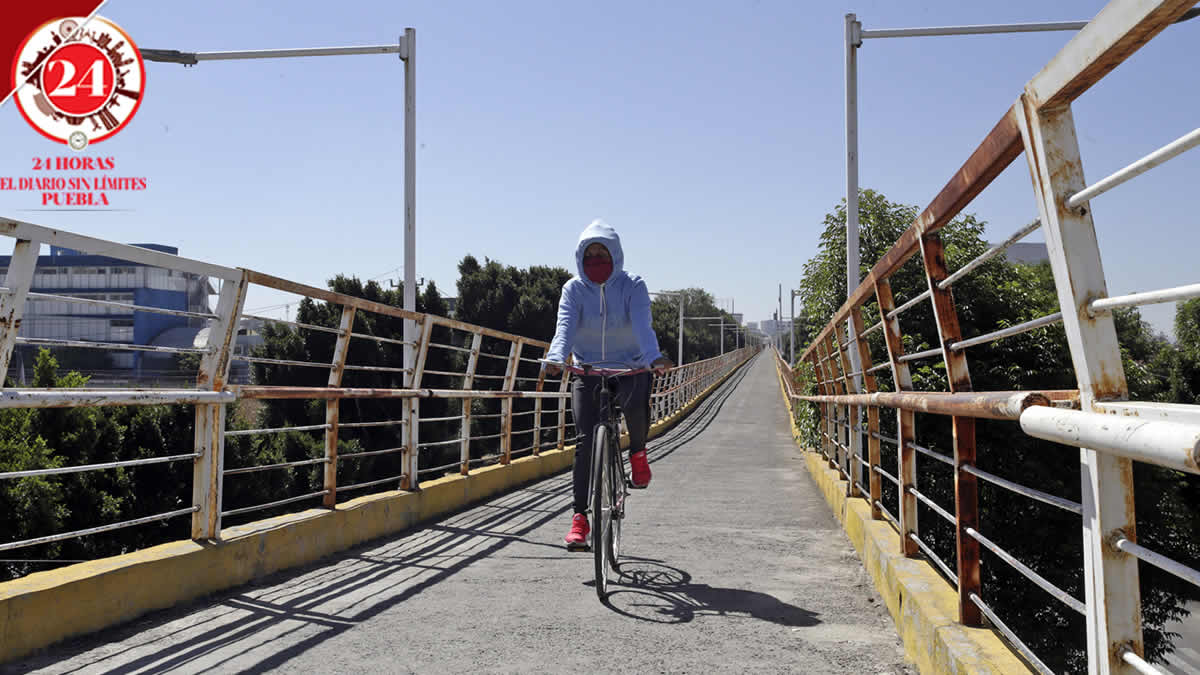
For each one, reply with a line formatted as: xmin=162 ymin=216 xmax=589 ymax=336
xmin=543 ymin=359 xmax=649 ymax=600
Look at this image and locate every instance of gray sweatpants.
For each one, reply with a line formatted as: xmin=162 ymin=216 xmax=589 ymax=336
xmin=570 ymin=372 xmax=652 ymax=515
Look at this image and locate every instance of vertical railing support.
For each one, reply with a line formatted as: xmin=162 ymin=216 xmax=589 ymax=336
xmin=192 ymin=273 xmax=248 ymax=540
xmin=500 ymin=339 xmax=522 ymax=464
xmin=323 ymin=306 xmax=356 ymax=508
xmin=1019 ymin=97 xmax=1141 ymax=670
xmin=533 ymin=346 xmax=548 ymax=455
xmin=875 ymin=279 xmax=918 ymax=557
xmin=460 ymin=332 xmax=482 ymax=474
xmin=921 ymin=232 xmax=981 ymax=627
xmin=404 ymin=317 xmax=433 ymax=489
xmin=834 ymin=321 xmax=860 ymax=497
xmin=0 ymin=238 xmax=39 ymax=382
xmin=850 ymin=307 xmax=882 ymax=519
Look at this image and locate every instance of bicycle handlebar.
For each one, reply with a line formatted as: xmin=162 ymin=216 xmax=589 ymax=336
xmin=539 ymin=359 xmax=651 ymax=377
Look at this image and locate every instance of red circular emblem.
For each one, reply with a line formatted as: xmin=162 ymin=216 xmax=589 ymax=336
xmin=10 ymin=16 xmax=145 ymax=150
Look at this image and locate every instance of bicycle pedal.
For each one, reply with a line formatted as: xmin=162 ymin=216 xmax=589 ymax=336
xmin=566 ymin=542 xmax=591 ymax=552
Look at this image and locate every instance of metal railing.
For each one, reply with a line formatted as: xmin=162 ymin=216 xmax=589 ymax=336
xmin=0 ymin=213 xmax=758 ymax=564
xmin=783 ymin=2 xmax=1200 ymax=672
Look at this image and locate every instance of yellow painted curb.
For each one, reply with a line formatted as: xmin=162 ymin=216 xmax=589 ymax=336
xmin=0 ymin=354 xmax=754 ymax=664
xmin=774 ymin=360 xmax=1030 ymax=674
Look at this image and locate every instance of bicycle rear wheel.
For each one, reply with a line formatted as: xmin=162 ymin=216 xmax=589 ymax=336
xmin=592 ymin=424 xmax=614 ymax=600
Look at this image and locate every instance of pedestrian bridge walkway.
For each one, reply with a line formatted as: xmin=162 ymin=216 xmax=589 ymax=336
xmin=6 ymin=354 xmax=920 ymax=674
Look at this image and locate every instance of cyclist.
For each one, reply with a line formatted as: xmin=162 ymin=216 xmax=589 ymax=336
xmin=544 ymin=219 xmax=673 ymax=550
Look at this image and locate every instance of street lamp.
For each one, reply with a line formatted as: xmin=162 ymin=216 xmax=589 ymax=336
xmin=143 ymin=34 xmax=418 ymax=379
xmin=790 ymin=289 xmax=802 ymax=365
xmin=684 ymin=314 xmax=727 ymax=357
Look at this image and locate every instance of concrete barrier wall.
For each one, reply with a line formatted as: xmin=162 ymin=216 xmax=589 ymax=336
xmin=0 ymin=354 xmax=753 ymax=664
xmin=775 ymin=363 xmax=1031 ymax=675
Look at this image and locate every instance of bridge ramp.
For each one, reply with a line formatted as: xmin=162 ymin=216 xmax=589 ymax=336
xmin=11 ymin=355 xmax=911 ymax=674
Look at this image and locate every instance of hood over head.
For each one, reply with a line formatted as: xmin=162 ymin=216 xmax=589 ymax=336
xmin=575 ymin=219 xmax=624 ymax=285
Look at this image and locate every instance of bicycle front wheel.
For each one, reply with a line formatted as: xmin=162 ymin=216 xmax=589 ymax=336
xmin=592 ymin=424 xmax=614 ymax=600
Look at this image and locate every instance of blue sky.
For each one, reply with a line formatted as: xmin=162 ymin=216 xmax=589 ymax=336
xmin=1 ymin=0 xmax=1196 ymax=337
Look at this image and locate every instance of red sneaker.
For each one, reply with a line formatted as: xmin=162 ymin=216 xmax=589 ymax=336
xmin=630 ymin=449 xmax=652 ymax=489
xmin=565 ymin=513 xmax=590 ymax=550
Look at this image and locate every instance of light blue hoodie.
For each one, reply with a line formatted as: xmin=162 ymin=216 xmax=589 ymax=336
xmin=545 ymin=220 xmax=664 ymax=368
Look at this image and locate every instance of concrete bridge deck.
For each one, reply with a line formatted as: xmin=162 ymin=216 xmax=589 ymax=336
xmin=7 ymin=355 xmax=912 ymax=674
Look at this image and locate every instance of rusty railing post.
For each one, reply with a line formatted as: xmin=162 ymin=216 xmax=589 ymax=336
xmin=921 ymin=231 xmax=981 ymax=627
xmin=323 ymin=306 xmax=356 ymax=508
xmin=1019 ymin=97 xmax=1142 ymax=667
xmin=402 ymin=316 xmax=432 ymax=490
xmin=834 ymin=321 xmax=860 ymax=497
xmin=192 ymin=273 xmax=248 ymax=540
xmin=500 ymin=339 xmax=522 ymax=464
xmin=0 ymin=238 xmax=39 ymax=382
xmin=533 ymin=346 xmax=548 ymax=455
xmin=460 ymin=332 xmax=482 ymax=474
xmin=875 ymin=279 xmax=918 ymax=557
xmin=851 ymin=306 xmax=882 ymax=519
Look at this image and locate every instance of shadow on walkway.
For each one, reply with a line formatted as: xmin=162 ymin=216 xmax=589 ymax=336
xmin=593 ymin=557 xmax=821 ymax=628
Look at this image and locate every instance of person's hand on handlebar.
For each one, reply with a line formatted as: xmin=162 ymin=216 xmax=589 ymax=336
xmin=651 ymin=356 xmax=673 ymax=375
xmin=545 ymin=362 xmax=562 ymax=378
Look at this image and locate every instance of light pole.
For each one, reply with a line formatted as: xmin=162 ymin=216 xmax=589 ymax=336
xmin=790 ymin=289 xmax=802 ymax=365
xmin=649 ymin=291 xmax=684 ymax=365
xmin=143 ymin=34 xmax=418 ymax=376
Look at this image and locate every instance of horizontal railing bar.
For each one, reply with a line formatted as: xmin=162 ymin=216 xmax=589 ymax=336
xmin=472 ymin=413 xmax=503 ymax=419
xmin=876 ymin=501 xmax=900 ymax=530
xmin=244 ymin=269 xmax=422 ymax=322
xmin=428 ymin=341 xmax=472 ymax=353
xmin=349 ymin=332 xmax=414 ymax=347
xmin=225 ymin=423 xmax=329 ymax=437
xmin=1118 ymin=648 xmax=1164 ymax=675
xmin=241 ymin=313 xmax=344 ymax=336
xmin=966 ymin=527 xmax=1086 ymax=615
xmin=233 ymin=355 xmax=331 ymax=368
xmin=1067 ymin=127 xmax=1200 ymax=208
xmin=969 ymin=594 xmax=1056 ymax=675
xmin=418 ymin=438 xmax=462 ymax=448
xmin=472 ymin=432 xmax=504 ymax=441
xmin=1112 ymin=535 xmax=1200 ymax=589
xmin=0 ymin=506 xmax=198 ymax=553
xmin=799 ymin=390 xmax=1058 ymax=421
xmin=339 ymin=419 xmax=406 ymax=429
xmin=951 ymin=313 xmax=1063 ymax=351
xmin=15 ymin=337 xmax=206 ymax=355
xmin=0 ymin=453 xmax=199 ymax=480
xmin=866 ymin=362 xmax=893 ymax=374
xmin=421 ymin=370 xmax=467 ymax=378
xmin=907 ymin=485 xmax=956 ymax=524
xmin=897 ymin=347 xmax=942 ymax=363
xmin=0 ymin=216 xmax=242 ymax=280
xmin=938 ymin=219 xmax=1042 ymax=290
xmin=470 ymin=373 xmax=508 ymax=380
xmin=871 ymin=430 xmax=899 ymax=445
xmin=224 ymin=457 xmax=327 ymax=476
xmin=1021 ymin=407 xmax=1200 ymax=475
xmin=336 ymin=474 xmax=406 ymax=493
xmin=910 ymin=532 xmax=958 ymax=585
xmin=510 ymin=428 xmax=536 ymax=436
xmin=873 ymin=464 xmax=901 ymax=486
xmin=418 ymin=461 xmax=464 ymax=475
xmin=232 ymin=386 xmax=570 ymax=400
xmin=961 ymin=464 xmax=1081 ymax=515
xmin=887 ymin=289 xmax=932 ymax=320
xmin=343 ymin=365 xmax=411 ymax=373
xmin=1089 ymin=282 xmax=1200 ymax=315
xmin=417 ymin=415 xmax=461 ymax=424
xmin=0 ymin=389 xmax=235 ymax=409
xmin=518 ymin=357 xmax=545 ymax=364
xmin=513 ymin=376 xmax=541 ymax=383
xmin=909 ymin=441 xmax=955 ymax=467
xmin=510 ymin=410 xmax=538 ymax=417
xmin=338 ymin=446 xmax=405 ymax=460
xmin=477 ymin=352 xmax=512 ymax=361
xmin=23 ymin=291 xmax=219 ymax=320
xmin=222 ymin=490 xmax=330 ymax=518
xmin=862 ymin=320 xmax=884 ymax=336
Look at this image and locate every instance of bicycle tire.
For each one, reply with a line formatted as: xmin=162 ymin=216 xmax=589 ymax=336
xmin=607 ymin=430 xmax=623 ymax=574
xmin=592 ymin=424 xmax=613 ymax=600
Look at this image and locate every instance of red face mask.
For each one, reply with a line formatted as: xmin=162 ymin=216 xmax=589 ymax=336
xmin=583 ymin=256 xmax=613 ymax=284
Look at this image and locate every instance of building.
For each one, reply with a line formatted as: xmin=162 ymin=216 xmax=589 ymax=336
xmin=0 ymin=244 xmax=217 ymax=383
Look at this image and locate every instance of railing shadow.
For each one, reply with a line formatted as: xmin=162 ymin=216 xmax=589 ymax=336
xmin=591 ymin=557 xmax=821 ymax=628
